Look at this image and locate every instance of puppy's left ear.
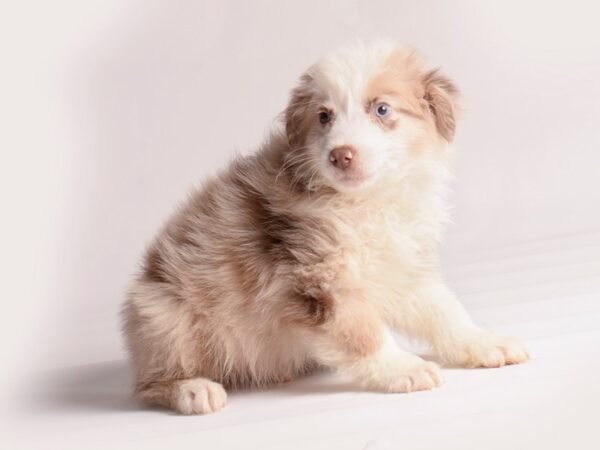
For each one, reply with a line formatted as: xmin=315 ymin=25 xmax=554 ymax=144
xmin=422 ymin=70 xmax=461 ymax=142
xmin=285 ymin=73 xmax=314 ymax=150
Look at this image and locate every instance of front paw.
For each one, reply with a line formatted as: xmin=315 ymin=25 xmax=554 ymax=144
xmin=447 ymin=332 xmax=530 ymax=368
xmin=388 ymin=361 xmax=444 ymax=393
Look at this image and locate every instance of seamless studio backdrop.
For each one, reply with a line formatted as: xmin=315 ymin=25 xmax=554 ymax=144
xmin=1 ymin=1 xmax=599 ymax=449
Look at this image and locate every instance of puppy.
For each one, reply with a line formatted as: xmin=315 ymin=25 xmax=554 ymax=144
xmin=123 ymin=41 xmax=529 ymax=415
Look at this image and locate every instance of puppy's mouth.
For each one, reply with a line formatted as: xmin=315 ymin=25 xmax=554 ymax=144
xmin=341 ymin=172 xmax=372 ymax=183
xmin=332 ymin=170 xmax=376 ymax=190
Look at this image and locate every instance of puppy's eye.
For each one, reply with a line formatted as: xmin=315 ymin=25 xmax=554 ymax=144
xmin=319 ymin=111 xmax=332 ymax=124
xmin=374 ymin=103 xmax=391 ymax=118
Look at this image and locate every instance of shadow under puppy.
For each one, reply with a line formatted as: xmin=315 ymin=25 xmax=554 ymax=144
xmin=123 ymin=41 xmax=529 ymax=415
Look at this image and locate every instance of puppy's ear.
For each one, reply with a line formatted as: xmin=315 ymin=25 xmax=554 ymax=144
xmin=285 ymin=73 xmax=314 ymax=149
xmin=422 ymin=69 xmax=461 ymax=142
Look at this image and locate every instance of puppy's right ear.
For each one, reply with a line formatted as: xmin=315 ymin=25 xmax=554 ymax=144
xmin=285 ymin=73 xmax=314 ymax=149
xmin=422 ymin=69 xmax=461 ymax=142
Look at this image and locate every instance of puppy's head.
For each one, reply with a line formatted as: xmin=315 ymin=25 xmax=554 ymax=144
xmin=284 ymin=41 xmax=460 ymax=193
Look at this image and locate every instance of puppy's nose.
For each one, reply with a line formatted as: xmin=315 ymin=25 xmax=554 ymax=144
xmin=329 ymin=146 xmax=356 ymax=170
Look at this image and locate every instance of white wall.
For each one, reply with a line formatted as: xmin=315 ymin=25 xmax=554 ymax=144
xmin=1 ymin=0 xmax=599 ymax=385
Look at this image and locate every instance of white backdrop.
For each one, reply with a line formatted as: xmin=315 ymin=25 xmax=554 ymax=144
xmin=1 ymin=0 xmax=599 ymax=392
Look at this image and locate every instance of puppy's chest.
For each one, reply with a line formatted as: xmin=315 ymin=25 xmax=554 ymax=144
xmin=333 ymin=206 xmax=434 ymax=274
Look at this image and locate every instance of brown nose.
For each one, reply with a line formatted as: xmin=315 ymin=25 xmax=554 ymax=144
xmin=329 ymin=146 xmax=356 ymax=170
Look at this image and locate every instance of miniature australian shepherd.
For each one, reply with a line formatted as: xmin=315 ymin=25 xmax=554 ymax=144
xmin=123 ymin=41 xmax=529 ymax=415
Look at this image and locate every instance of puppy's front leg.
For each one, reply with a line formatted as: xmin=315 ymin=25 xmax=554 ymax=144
xmin=304 ymin=298 xmax=442 ymax=393
xmin=388 ymin=278 xmax=530 ymax=368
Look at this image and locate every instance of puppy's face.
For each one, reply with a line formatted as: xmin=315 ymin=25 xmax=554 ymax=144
xmin=284 ymin=43 xmax=460 ymax=193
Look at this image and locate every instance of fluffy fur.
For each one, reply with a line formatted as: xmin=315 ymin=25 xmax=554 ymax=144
xmin=122 ymin=41 xmax=529 ymax=415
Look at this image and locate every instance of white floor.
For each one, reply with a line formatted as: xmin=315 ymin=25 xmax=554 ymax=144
xmin=5 ymin=233 xmax=600 ymax=450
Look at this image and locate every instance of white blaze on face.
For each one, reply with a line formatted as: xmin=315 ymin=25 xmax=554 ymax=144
xmin=308 ymin=52 xmax=408 ymax=192
xmin=323 ymin=100 xmax=389 ymax=187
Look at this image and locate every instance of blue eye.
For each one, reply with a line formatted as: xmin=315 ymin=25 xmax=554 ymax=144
xmin=375 ymin=103 xmax=391 ymax=118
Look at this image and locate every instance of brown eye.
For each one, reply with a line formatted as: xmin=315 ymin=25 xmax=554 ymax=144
xmin=319 ymin=111 xmax=331 ymax=124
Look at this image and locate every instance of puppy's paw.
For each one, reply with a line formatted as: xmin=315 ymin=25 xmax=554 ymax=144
xmin=174 ymin=378 xmax=227 ymax=415
xmin=450 ymin=332 xmax=530 ymax=368
xmin=388 ymin=361 xmax=443 ymax=393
